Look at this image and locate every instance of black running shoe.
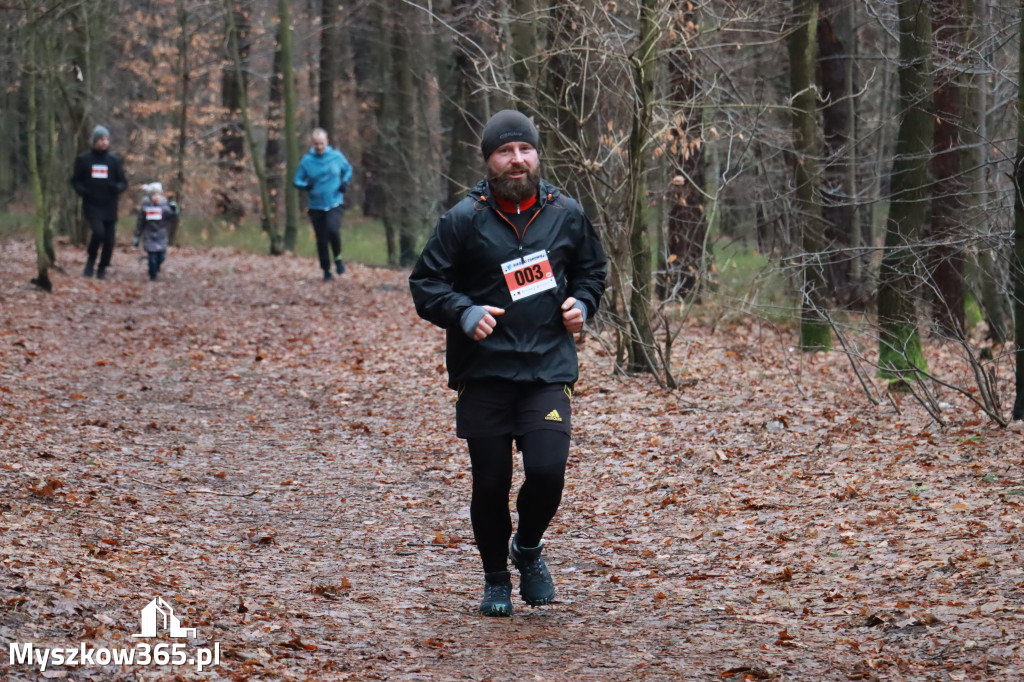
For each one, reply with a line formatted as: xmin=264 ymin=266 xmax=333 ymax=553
xmin=335 ymin=259 xmax=346 ymax=275
xmin=323 ymin=270 xmax=333 ymax=282
xmin=479 ymin=570 xmax=513 ymax=617
xmin=83 ymin=263 xmax=95 ymax=278
xmin=510 ymin=535 xmax=555 ymax=606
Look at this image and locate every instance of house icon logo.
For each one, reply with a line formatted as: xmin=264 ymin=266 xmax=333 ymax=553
xmin=132 ymin=597 xmax=197 ymax=639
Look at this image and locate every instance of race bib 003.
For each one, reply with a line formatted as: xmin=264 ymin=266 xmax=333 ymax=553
xmin=145 ymin=206 xmax=162 ymax=221
xmin=91 ymin=165 xmax=109 ymax=179
xmin=502 ymin=250 xmax=556 ymax=301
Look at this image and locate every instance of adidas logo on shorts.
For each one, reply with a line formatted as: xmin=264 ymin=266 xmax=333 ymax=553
xmin=544 ymin=409 xmax=562 ymax=422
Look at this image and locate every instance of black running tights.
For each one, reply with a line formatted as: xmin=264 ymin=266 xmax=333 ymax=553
xmin=467 ymin=430 xmax=570 ymax=573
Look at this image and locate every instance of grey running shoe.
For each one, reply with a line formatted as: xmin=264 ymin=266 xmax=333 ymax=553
xmin=510 ymin=535 xmax=555 ymax=606
xmin=479 ymin=570 xmax=513 ymax=617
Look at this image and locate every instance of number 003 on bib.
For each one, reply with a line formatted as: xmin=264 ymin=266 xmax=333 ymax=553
xmin=502 ymin=250 xmax=557 ymax=301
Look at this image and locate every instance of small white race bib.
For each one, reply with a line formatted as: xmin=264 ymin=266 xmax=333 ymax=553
xmin=91 ymin=164 xmax=109 ymax=179
xmin=145 ymin=207 xmax=162 ymax=221
xmin=501 ymin=250 xmax=556 ymax=301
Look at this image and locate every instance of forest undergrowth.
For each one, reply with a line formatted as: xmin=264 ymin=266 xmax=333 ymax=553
xmin=1 ymin=239 xmax=1022 ymax=681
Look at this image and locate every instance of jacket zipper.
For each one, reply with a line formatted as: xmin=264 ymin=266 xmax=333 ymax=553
xmin=483 ymin=194 xmax=549 ymax=262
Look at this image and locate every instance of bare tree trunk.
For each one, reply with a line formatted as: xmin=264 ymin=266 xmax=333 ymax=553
xmin=224 ymin=0 xmax=279 ymax=252
xmin=319 ymin=0 xmax=341 ymax=140
xmin=63 ymin=1 xmax=111 ymax=244
xmin=817 ymin=0 xmax=858 ymax=306
xmin=39 ymin=19 xmax=58 ymax=267
xmin=964 ymin=0 xmax=1006 ymax=343
xmin=927 ymin=0 xmax=966 ymax=339
xmin=218 ymin=0 xmax=249 ymax=224
xmin=1013 ymin=0 xmax=1024 ymax=420
xmin=661 ymin=1 xmax=707 ymax=302
xmin=172 ymin=0 xmax=190 ymax=246
xmin=877 ymin=0 xmax=933 ymax=382
xmin=394 ymin=8 xmax=420 ymax=266
xmin=446 ymin=0 xmax=486 ymax=208
xmin=790 ymin=0 xmax=832 ymax=351
xmin=0 ymin=22 xmax=18 ymax=200
xmin=510 ymin=0 xmax=537 ymax=102
xmin=626 ymin=0 xmax=658 ymax=373
xmin=365 ymin=1 xmax=397 ymax=264
xmin=280 ymin=0 xmax=300 ymax=252
xmin=542 ymin=0 xmax=599 ymax=219
xmin=26 ymin=2 xmax=51 ymax=291
xmin=266 ymin=19 xmax=284 ymax=227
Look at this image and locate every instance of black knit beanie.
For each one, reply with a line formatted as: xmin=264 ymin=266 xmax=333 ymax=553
xmin=480 ymin=110 xmax=539 ymax=160
xmin=91 ymin=125 xmax=110 ymax=145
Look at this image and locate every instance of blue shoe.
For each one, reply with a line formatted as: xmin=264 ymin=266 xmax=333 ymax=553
xmin=510 ymin=535 xmax=555 ymax=606
xmin=323 ymin=270 xmax=333 ymax=282
xmin=335 ymin=259 xmax=346 ymax=275
xmin=479 ymin=571 xmax=513 ymax=617
xmin=83 ymin=263 xmax=95 ymax=278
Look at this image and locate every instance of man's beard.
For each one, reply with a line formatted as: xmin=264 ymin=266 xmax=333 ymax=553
xmin=488 ymin=164 xmax=540 ymax=203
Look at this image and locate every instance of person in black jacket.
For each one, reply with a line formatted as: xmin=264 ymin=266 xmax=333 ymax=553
xmin=409 ymin=109 xmax=607 ymax=617
xmin=71 ymin=125 xmax=128 ymax=279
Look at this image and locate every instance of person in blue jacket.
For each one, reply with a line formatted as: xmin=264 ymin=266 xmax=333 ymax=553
xmin=294 ymin=128 xmax=354 ymax=281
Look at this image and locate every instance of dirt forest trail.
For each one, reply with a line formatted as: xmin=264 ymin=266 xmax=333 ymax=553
xmin=2 ymin=239 xmax=1024 ymax=681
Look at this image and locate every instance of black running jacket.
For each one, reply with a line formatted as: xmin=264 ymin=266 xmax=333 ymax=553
xmin=410 ymin=179 xmax=607 ymax=389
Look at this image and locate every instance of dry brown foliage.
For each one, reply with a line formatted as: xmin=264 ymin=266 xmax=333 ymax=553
xmin=1 ymin=239 xmax=1022 ymax=680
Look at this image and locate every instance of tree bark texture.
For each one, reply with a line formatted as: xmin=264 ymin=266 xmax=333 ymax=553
xmin=27 ymin=3 xmax=51 ymax=291
xmin=173 ymin=0 xmax=190 ymax=246
xmin=927 ymin=0 xmax=967 ymax=339
xmin=319 ymin=0 xmax=341 ymax=141
xmin=224 ymin=0 xmax=279 ymax=252
xmin=445 ymin=0 xmax=487 ymax=208
xmin=789 ymin=0 xmax=832 ymax=351
xmin=877 ymin=0 xmax=934 ymax=381
xmin=542 ymin=0 xmax=600 ymax=220
xmin=279 ymin=0 xmax=300 ymax=252
xmin=218 ymin=0 xmax=250 ymax=224
xmin=661 ymin=2 xmax=707 ymax=302
xmin=817 ymin=0 xmax=858 ymax=306
xmin=962 ymin=0 xmax=1006 ymax=343
xmin=510 ymin=0 xmax=537 ymax=102
xmin=627 ymin=0 xmax=658 ymax=373
xmin=1013 ymin=0 xmax=1024 ymax=420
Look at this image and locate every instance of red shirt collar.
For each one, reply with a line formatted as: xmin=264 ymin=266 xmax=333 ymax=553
xmin=493 ymin=192 xmax=538 ymax=214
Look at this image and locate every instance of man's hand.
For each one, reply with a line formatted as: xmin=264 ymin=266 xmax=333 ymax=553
xmin=473 ymin=305 xmax=505 ymax=340
xmin=561 ymin=297 xmax=584 ymax=334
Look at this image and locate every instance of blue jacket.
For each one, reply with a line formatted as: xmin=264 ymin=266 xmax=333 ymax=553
xmin=294 ymin=145 xmax=353 ymax=211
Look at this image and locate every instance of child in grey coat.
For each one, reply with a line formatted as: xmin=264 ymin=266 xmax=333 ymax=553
xmin=134 ymin=184 xmax=176 ymax=281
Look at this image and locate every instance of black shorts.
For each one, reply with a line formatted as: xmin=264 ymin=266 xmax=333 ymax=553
xmin=455 ymin=380 xmax=572 ymax=439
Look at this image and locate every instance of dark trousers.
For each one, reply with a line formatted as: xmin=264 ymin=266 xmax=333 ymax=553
xmin=147 ymin=250 xmax=166 ymax=280
xmin=467 ymin=431 xmax=570 ymax=573
xmin=309 ymin=206 xmax=344 ymax=272
xmin=86 ymin=217 xmax=117 ymax=269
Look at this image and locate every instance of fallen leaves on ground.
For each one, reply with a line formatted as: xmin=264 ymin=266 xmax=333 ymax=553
xmin=1 ymin=239 xmax=1023 ymax=680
